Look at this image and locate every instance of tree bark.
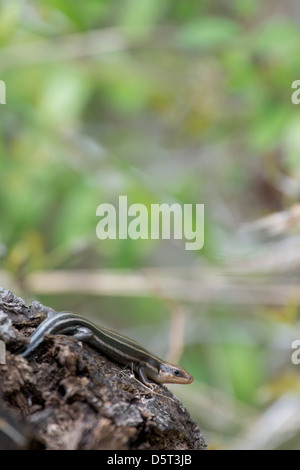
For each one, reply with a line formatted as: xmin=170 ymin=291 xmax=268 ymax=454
xmin=0 ymin=287 xmax=206 ymax=450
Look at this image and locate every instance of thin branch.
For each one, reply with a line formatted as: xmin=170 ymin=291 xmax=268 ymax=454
xmin=1 ymin=269 xmax=300 ymax=307
xmin=0 ymin=28 xmax=128 ymax=70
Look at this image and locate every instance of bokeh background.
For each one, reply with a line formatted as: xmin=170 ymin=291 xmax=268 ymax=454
xmin=1 ymin=0 xmax=300 ymax=450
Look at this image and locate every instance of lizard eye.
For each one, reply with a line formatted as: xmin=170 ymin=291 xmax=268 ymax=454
xmin=174 ymin=369 xmax=180 ymax=376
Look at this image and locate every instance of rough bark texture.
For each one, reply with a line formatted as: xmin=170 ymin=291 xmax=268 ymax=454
xmin=0 ymin=287 xmax=206 ymax=450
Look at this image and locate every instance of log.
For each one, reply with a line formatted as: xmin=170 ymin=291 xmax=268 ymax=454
xmin=0 ymin=287 xmax=206 ymax=450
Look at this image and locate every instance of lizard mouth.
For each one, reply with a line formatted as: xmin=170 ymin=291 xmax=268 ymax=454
xmin=155 ymin=365 xmax=194 ymax=384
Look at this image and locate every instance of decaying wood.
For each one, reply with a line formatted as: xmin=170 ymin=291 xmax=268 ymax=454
xmin=0 ymin=287 xmax=206 ymax=450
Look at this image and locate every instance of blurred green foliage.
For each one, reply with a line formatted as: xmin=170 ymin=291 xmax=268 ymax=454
xmin=1 ymin=0 xmax=300 ymax=449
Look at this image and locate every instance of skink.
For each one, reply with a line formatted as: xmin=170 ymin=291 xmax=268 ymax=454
xmin=20 ymin=312 xmax=193 ymax=387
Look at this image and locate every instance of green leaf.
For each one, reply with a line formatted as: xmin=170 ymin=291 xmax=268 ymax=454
xmin=38 ymin=68 xmax=91 ymax=126
xmin=120 ymin=0 xmax=169 ymax=39
xmin=177 ymin=17 xmax=241 ymax=50
xmin=250 ymin=20 xmax=300 ymax=58
xmin=283 ymin=115 xmax=300 ymax=171
xmin=249 ymin=106 xmax=289 ymax=152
